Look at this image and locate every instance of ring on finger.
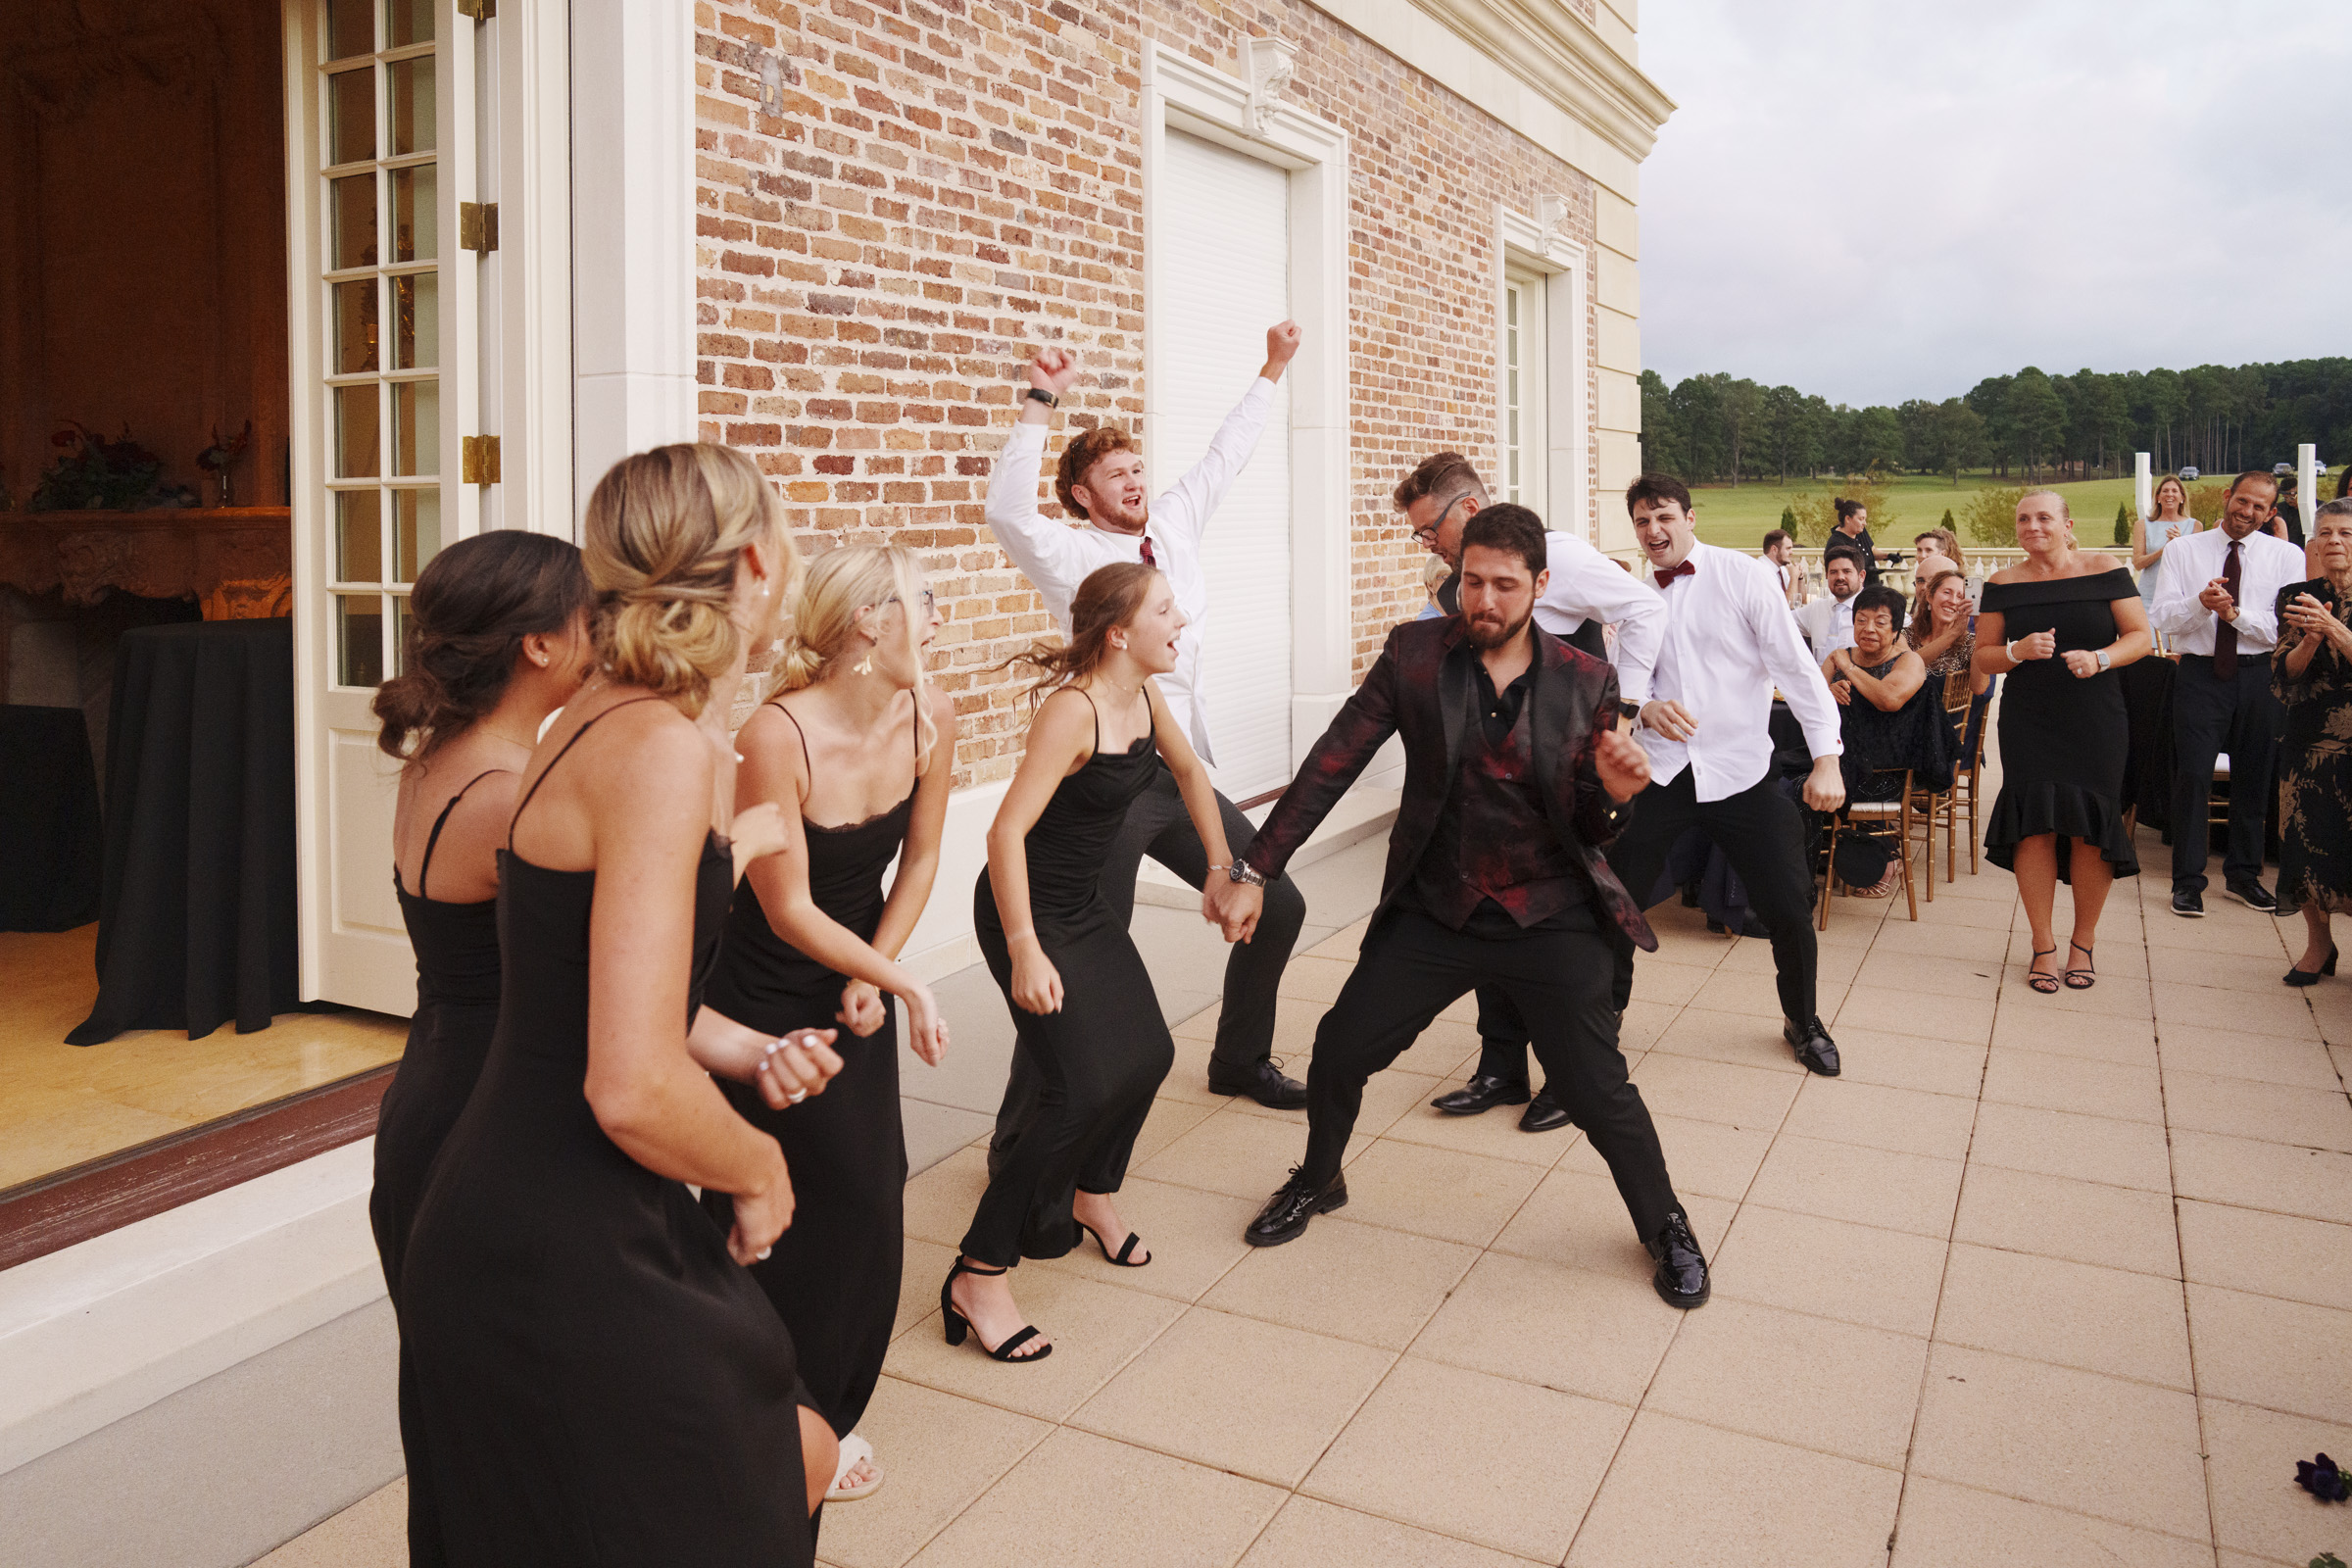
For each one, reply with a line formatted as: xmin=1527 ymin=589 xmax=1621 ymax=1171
xmin=786 ymin=1088 xmax=808 ymax=1104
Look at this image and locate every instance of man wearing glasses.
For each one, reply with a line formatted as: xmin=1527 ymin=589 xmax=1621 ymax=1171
xmin=983 ymin=322 xmax=1312 ymax=1112
xmin=1392 ymin=453 xmax=1666 ymax=1130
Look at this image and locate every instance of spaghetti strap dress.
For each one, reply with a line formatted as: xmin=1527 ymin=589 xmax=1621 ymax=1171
xmin=1981 ymin=567 xmax=2141 ymax=881
xmin=699 ymin=703 xmax=916 ymax=1440
xmin=401 ymin=698 xmax=814 ymax=1568
xmin=960 ymin=695 xmax=1171 ymax=1266
xmin=369 ymin=767 xmax=508 ymax=1568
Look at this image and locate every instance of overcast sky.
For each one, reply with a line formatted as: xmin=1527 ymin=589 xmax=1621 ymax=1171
xmin=1636 ymin=0 xmax=2348 ymax=407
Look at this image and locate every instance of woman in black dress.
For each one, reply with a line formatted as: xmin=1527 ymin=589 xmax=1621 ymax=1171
xmin=2273 ymin=499 xmax=2352 ymax=984
xmin=1975 ymin=489 xmax=2152 ymax=994
xmin=368 ymin=531 xmax=591 ymax=1567
xmin=402 ymin=444 xmax=846 ymax=1566
xmin=1820 ymin=584 xmax=1936 ymax=897
xmin=946 ymin=563 xmax=1247 ymax=1360
xmin=696 ymin=543 xmax=957 ymax=1503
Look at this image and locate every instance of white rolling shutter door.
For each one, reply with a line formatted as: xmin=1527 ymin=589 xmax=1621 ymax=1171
xmin=1158 ymin=130 xmax=1291 ymax=800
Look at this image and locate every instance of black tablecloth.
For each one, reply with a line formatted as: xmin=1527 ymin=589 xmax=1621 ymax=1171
xmin=2120 ymin=657 xmax=2177 ymax=832
xmin=69 ymin=619 xmax=299 ymax=1045
xmin=0 ymin=706 xmax=103 ymax=931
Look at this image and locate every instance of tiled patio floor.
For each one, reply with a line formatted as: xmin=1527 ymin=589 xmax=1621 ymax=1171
xmin=269 ymin=808 xmax=2352 ymax=1567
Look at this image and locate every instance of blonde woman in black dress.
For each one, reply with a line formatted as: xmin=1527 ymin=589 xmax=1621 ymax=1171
xmin=1975 ymin=489 xmax=2152 ymax=995
xmin=696 ymin=544 xmax=956 ymax=1504
xmin=947 ymin=563 xmax=1249 ymax=1361
xmin=403 ymin=444 xmax=846 ymax=1566
xmin=368 ymin=531 xmax=592 ymax=1567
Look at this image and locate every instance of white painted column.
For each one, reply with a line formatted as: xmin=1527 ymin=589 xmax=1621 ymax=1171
xmin=2300 ymin=443 xmax=2319 ymax=535
xmin=2134 ymin=452 xmax=2152 ymax=522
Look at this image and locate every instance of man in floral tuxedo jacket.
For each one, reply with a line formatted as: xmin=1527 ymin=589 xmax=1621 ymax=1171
xmin=1208 ymin=505 xmax=1711 ymax=1308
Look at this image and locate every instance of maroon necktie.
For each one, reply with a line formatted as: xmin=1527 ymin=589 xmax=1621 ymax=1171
xmin=1654 ymin=560 xmax=1695 ymax=591
xmin=1138 ymin=535 xmax=1156 ymax=568
xmin=2214 ymin=540 xmax=2241 ymax=680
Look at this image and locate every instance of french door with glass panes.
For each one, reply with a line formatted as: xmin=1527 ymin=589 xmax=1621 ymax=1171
xmin=285 ymin=0 xmax=564 ymax=1014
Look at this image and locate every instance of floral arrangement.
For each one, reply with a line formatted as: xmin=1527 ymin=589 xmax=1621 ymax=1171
xmin=27 ymin=422 xmax=195 ymax=511
xmin=197 ymin=420 xmax=253 ymax=507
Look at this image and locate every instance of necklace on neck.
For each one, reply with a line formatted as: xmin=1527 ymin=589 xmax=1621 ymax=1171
xmin=478 ymin=722 xmax=540 ymax=752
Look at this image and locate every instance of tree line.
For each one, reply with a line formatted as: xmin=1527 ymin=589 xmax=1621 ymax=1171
xmin=1638 ymin=357 xmax=2352 ymax=486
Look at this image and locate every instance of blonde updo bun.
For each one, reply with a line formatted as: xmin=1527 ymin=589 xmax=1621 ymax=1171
xmin=581 ymin=443 xmax=799 ymax=717
xmin=773 ymin=542 xmax=939 ymax=768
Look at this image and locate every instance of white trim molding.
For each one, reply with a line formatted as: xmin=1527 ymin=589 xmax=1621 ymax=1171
xmin=1141 ymin=42 xmax=1353 ymax=760
xmin=1497 ymin=202 xmax=1592 ymax=543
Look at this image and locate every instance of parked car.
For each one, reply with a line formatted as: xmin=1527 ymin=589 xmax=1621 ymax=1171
xmin=2180 ymin=466 xmax=2201 ymax=480
xmin=2275 ymin=462 xmax=2294 ymax=475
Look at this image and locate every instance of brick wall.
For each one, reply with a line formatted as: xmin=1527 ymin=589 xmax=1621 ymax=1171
xmin=695 ymin=0 xmax=1601 ymax=785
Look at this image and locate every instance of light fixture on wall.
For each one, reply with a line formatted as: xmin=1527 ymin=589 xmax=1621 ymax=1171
xmin=1246 ymin=36 xmax=1297 ymax=134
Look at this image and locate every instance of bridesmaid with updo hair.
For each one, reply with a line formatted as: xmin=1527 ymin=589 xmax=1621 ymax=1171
xmin=403 ymin=443 xmax=843 ymax=1568
xmin=369 ymin=528 xmax=592 ymax=1568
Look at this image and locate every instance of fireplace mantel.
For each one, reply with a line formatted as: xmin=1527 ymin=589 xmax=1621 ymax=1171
xmin=0 ymin=508 xmax=292 ymax=608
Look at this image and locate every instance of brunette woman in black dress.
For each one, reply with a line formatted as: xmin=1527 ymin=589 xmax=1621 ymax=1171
xmin=1975 ymin=489 xmax=2152 ymax=994
xmin=947 ymin=563 xmax=1249 ymax=1361
xmin=402 ymin=444 xmax=847 ymax=1567
xmin=368 ymin=531 xmax=591 ymax=1567
xmin=696 ymin=543 xmax=956 ymax=1504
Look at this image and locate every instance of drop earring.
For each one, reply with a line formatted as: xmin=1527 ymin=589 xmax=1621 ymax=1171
xmin=853 ymin=638 xmax=877 ymax=677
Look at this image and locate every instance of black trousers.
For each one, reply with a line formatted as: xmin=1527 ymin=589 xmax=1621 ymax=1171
xmin=1301 ymin=906 xmax=1679 ymax=1245
xmin=991 ymin=764 xmax=1307 ymax=1161
xmin=2170 ymin=654 xmax=2280 ymax=894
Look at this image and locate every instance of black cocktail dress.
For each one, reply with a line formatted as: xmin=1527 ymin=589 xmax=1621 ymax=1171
xmin=369 ymin=767 xmax=507 ymax=1568
xmin=2273 ymin=578 xmax=2352 ymax=916
xmin=403 ymin=698 xmax=813 ymax=1568
xmin=1981 ymin=567 xmax=2140 ymax=880
xmin=700 ymin=705 xmax=914 ymax=1440
xmin=962 ymin=695 xmax=1170 ymax=1265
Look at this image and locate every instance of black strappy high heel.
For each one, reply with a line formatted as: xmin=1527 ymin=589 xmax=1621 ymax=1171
xmin=2027 ymin=945 xmax=2060 ymax=995
xmin=1076 ymin=1219 xmax=1150 ymax=1268
xmin=940 ymin=1258 xmax=1051 ymax=1363
xmin=2063 ymin=941 xmax=2096 ymax=991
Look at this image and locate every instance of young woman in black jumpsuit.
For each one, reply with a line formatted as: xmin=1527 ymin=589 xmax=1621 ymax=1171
xmin=401 ymin=444 xmax=845 ymax=1567
xmin=947 ymin=563 xmax=1250 ymax=1361
xmin=696 ymin=544 xmax=957 ymax=1504
xmin=367 ymin=530 xmax=591 ymax=1568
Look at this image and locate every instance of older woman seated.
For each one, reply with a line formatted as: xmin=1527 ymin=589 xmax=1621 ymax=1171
xmin=1819 ymin=584 xmax=1952 ymax=896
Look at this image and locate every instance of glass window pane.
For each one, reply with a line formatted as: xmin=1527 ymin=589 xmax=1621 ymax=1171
xmin=330 ymin=172 xmax=376 ymax=269
xmin=326 ymin=0 xmax=373 ymax=61
xmin=392 ymin=380 xmax=438 ymax=476
xmin=392 ymin=595 xmax=414 ymax=675
xmin=391 ymin=166 xmax=436 ymax=263
xmin=332 ymin=278 xmax=378 ymax=373
xmin=328 ymin=67 xmax=374 ymax=165
xmin=388 ymin=58 xmax=435 ymax=156
xmin=337 ymin=595 xmax=385 ymax=687
xmin=335 ymin=490 xmax=383 ymax=581
xmin=335 ymin=383 xmax=380 ymax=477
xmin=385 ymin=0 xmax=435 ymax=47
xmin=393 ymin=490 xmax=441 ymax=581
xmin=393 ymin=273 xmax=436 ymax=368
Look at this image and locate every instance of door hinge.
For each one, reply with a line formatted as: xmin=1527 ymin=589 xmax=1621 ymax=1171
xmin=457 ymin=0 xmax=495 ymax=20
xmin=459 ymin=201 xmax=499 ymax=255
xmin=461 ymin=435 xmax=502 ymax=485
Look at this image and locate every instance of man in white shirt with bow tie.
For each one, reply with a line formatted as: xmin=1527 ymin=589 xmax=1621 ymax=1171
xmin=1614 ymin=473 xmax=1849 ymax=1075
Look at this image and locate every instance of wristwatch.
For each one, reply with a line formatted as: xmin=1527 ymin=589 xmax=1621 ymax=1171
xmin=1226 ymin=860 xmax=1268 ymax=888
xmin=2095 ymin=649 xmax=2111 ymax=672
xmin=1022 ymin=386 xmax=1057 ymax=410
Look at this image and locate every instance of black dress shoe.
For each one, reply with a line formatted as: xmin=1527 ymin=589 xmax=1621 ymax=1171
xmin=2171 ymin=887 xmax=2204 ymax=917
xmin=2227 ymin=879 xmax=2280 ymax=913
xmin=1704 ymin=913 xmax=1772 ymax=938
xmin=1208 ymin=1058 xmax=1308 ymax=1109
xmin=1783 ymin=1015 xmax=1840 ymax=1076
xmin=1245 ymin=1167 xmax=1348 ymax=1247
xmin=1431 ymin=1074 xmax=1531 ymax=1116
xmin=1518 ymin=1089 xmax=1572 ymax=1133
xmin=1648 ymin=1209 xmax=1710 ymax=1308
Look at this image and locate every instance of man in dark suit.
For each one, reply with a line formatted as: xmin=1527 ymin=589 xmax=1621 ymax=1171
xmin=1207 ymin=505 xmax=1710 ymax=1308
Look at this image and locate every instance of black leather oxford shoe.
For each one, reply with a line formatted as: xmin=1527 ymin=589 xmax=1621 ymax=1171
xmin=1648 ymin=1209 xmax=1711 ymax=1308
xmin=1518 ymin=1089 xmax=1572 ymax=1133
xmin=1431 ymin=1073 xmax=1531 ymax=1116
xmin=1244 ymin=1167 xmax=1348 ymax=1247
xmin=1208 ymin=1057 xmax=1308 ymax=1109
xmin=1783 ymin=1015 xmax=1840 ymax=1077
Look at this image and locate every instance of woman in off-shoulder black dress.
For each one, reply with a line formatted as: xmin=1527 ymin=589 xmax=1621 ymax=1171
xmin=1975 ymin=490 xmax=2153 ymax=995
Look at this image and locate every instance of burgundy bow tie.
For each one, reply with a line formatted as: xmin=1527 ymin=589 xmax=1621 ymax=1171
xmin=1653 ymin=560 xmax=1695 ymax=590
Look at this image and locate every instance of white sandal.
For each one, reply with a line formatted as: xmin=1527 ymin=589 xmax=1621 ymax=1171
xmin=827 ymin=1431 xmax=883 ymax=1502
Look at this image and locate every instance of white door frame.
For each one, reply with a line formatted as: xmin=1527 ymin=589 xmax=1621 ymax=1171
xmin=1141 ymin=44 xmax=1350 ymax=764
xmin=1497 ymin=203 xmax=1591 ymax=541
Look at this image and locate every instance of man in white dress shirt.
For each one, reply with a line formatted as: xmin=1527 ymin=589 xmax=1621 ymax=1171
xmin=983 ymin=323 xmax=1310 ymax=1109
xmin=1392 ymin=452 xmax=1668 ymax=1130
xmin=1794 ymin=546 xmax=1867 ymax=659
xmin=2149 ymin=469 xmax=2304 ymax=917
xmin=1615 ymin=473 xmax=1849 ymax=1075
